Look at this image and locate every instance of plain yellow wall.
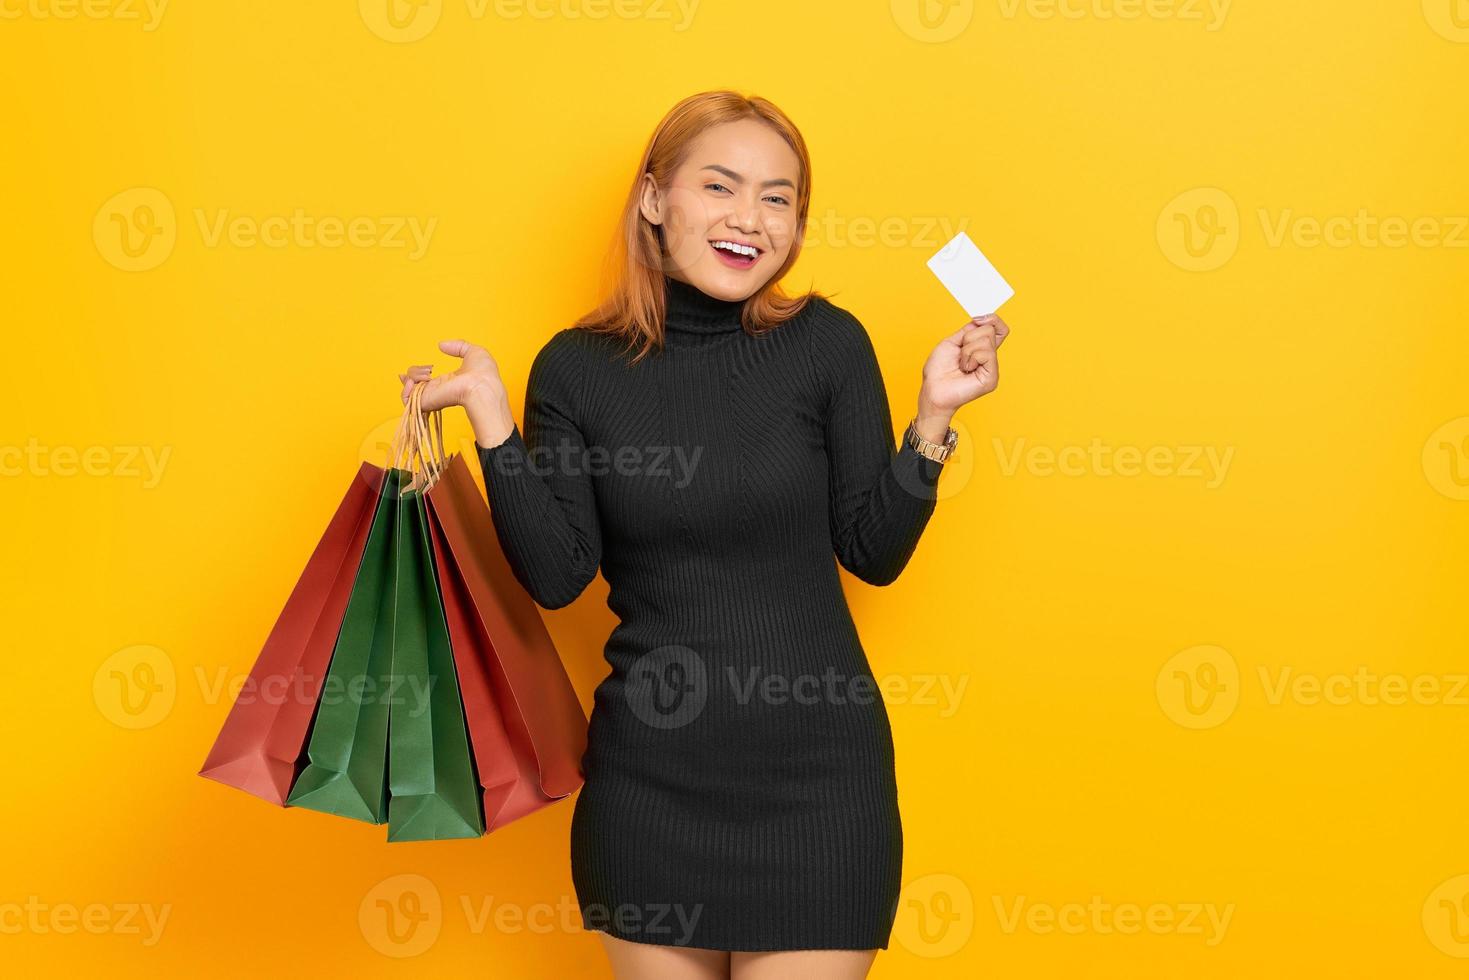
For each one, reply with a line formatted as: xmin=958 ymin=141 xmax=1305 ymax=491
xmin=2 ymin=2 xmax=1467 ymax=977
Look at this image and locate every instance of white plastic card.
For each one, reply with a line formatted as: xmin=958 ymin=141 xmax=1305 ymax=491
xmin=926 ymin=231 xmax=1014 ymax=317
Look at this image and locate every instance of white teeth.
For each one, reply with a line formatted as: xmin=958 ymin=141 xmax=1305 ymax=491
xmin=713 ymin=240 xmax=759 ymax=258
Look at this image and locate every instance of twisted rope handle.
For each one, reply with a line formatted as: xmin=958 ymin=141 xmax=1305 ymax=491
xmin=388 ymin=380 xmax=448 ymax=493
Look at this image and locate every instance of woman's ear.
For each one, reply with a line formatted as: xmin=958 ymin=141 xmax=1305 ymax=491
xmin=637 ymin=173 xmax=663 ymax=226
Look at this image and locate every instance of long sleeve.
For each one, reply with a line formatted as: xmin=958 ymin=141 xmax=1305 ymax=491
xmin=812 ymin=302 xmax=945 ymax=586
xmin=475 ymin=329 xmax=602 ymax=609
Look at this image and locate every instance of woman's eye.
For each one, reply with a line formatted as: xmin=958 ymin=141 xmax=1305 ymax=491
xmin=705 ymin=183 xmax=730 ymax=193
xmin=765 ymin=196 xmax=790 ymax=206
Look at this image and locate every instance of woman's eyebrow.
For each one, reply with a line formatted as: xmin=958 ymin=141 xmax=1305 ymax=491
xmin=701 ymin=164 xmax=796 ymax=191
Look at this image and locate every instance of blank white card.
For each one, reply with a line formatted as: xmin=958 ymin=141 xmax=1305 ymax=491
xmin=926 ymin=230 xmax=1014 ymax=317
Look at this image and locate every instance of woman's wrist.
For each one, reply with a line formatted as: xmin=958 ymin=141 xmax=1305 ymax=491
xmin=464 ymin=384 xmax=516 ymax=449
xmin=914 ymin=390 xmax=954 ymax=445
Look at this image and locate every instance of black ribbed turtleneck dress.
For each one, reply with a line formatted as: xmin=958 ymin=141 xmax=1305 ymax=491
xmin=474 ymin=275 xmax=945 ymax=952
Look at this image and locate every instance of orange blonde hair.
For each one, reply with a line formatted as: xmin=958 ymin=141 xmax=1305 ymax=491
xmin=575 ymin=90 xmax=820 ymax=363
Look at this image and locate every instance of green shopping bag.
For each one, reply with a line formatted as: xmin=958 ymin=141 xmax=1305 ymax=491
xmin=384 ymin=482 xmax=486 ymax=842
xmin=286 ymin=467 xmax=403 ymax=824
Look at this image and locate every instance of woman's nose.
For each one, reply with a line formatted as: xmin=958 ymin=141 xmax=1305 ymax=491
xmin=725 ymin=201 xmax=759 ymax=233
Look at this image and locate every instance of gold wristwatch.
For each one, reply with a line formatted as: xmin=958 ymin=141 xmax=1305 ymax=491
xmin=906 ymin=417 xmax=959 ymax=463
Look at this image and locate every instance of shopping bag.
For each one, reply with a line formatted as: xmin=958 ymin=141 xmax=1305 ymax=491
xmin=285 ymin=466 xmax=403 ymax=824
xmin=383 ymin=481 xmax=486 ymax=842
xmin=426 ymin=452 xmax=588 ymax=829
xmin=198 ymin=463 xmax=385 ymax=805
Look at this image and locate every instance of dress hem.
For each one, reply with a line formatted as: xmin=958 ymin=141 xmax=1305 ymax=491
xmin=582 ymin=923 xmax=890 ymax=953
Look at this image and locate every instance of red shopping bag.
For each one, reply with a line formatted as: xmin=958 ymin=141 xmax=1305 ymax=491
xmin=425 ymin=452 xmax=587 ymax=830
xmin=198 ymin=464 xmax=386 ymax=805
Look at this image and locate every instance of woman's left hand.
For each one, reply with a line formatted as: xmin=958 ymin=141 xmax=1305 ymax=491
xmin=919 ymin=314 xmax=1011 ymax=416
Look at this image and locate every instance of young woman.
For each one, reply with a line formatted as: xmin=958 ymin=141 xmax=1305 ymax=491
xmin=398 ymin=90 xmax=1009 ymax=980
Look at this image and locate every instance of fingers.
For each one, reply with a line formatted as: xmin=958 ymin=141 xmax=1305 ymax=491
xmin=399 ymin=364 xmax=431 ymax=404
xmin=959 ymin=333 xmax=997 ymax=373
xmin=439 ymin=338 xmax=478 ymax=358
xmin=972 ymin=314 xmax=1010 ymax=346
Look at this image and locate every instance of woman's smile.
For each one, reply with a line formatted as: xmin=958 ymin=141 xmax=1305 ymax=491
xmin=709 ymin=237 xmax=763 ymax=269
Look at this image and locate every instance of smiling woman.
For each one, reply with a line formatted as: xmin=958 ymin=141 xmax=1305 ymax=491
xmin=398 ymin=89 xmax=1005 ymax=980
xmin=568 ymin=93 xmax=823 ymax=362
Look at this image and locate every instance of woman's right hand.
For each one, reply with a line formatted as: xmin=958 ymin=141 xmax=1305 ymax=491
xmin=399 ymin=339 xmax=506 ymax=412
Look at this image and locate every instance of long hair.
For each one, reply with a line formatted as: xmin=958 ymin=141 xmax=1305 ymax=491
xmin=575 ymin=90 xmax=820 ymax=363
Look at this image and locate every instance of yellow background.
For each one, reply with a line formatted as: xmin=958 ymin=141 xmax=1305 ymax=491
xmin=2 ymin=1 xmax=1467 ymax=976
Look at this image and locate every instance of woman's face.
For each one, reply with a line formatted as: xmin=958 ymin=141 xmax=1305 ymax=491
xmin=639 ymin=118 xmax=802 ymax=302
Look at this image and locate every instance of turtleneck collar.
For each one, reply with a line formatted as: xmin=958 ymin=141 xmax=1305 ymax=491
xmin=663 ymin=275 xmax=746 ymax=340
